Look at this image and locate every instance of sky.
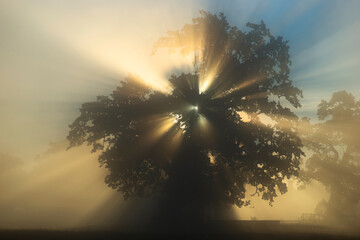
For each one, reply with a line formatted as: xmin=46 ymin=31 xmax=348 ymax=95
xmin=0 ymin=0 xmax=359 ymax=229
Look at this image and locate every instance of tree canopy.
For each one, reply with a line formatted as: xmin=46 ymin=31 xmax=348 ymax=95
xmin=68 ymin=11 xmax=304 ymax=220
xmin=301 ymin=91 xmax=360 ymax=226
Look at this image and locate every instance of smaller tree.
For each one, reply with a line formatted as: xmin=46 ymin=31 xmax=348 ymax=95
xmin=302 ymin=91 xmax=360 ymax=226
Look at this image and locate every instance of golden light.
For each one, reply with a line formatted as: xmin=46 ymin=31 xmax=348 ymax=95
xmin=3 ymin=1 xmax=356 ymax=229
xmin=152 ymin=114 xmax=186 ymax=159
xmin=0 ymin=142 xmax=117 ymax=229
xmin=208 ymin=152 xmax=216 ymax=165
xmin=166 ymin=129 xmax=185 ymax=158
xmin=145 ymin=114 xmax=179 ymax=141
xmin=235 ymin=180 xmax=329 ymax=220
xmin=212 ymin=75 xmax=266 ymax=99
xmin=199 ymin=72 xmax=216 ymax=93
xmin=193 ymin=114 xmax=216 ymax=147
xmin=237 ymin=111 xmax=251 ymax=123
xmin=241 ymin=91 xmax=268 ymax=101
xmin=154 ymin=118 xmax=176 ymax=138
xmin=11 ymin=3 xmax=197 ymax=94
xmin=197 ymin=34 xmax=237 ymax=94
xmin=141 ymin=113 xmax=188 ymax=157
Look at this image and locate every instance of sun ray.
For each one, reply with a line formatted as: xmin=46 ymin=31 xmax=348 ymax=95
xmin=149 ymin=115 xmax=178 ymax=140
xmin=196 ymin=114 xmax=216 ymax=144
xmin=198 ymin=39 xmax=234 ymax=94
xmin=1 ymin=144 xmax=117 ymax=228
xmin=212 ymin=75 xmax=267 ymax=100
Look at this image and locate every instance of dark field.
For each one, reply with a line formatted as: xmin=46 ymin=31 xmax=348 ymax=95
xmin=1 ymin=221 xmax=359 ymax=240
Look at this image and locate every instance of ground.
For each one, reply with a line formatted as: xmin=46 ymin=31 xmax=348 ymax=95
xmin=1 ymin=221 xmax=359 ymax=240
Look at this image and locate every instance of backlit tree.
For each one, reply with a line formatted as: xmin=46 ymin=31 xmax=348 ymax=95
xmin=68 ymin=11 xmax=304 ymax=221
xmin=301 ymin=91 xmax=360 ymax=226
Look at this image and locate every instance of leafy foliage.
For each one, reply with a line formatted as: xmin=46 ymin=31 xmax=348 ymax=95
xmin=68 ymin=11 xmax=304 ymax=216
xmin=302 ymin=91 xmax=360 ymax=225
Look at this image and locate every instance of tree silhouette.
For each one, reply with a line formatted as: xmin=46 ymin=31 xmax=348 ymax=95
xmin=301 ymin=91 xmax=360 ymax=226
xmin=68 ymin=11 xmax=304 ymax=222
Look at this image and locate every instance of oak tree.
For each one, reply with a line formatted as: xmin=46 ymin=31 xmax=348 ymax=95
xmin=68 ymin=11 xmax=304 ymax=221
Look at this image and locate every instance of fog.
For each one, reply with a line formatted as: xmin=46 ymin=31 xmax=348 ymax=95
xmin=0 ymin=141 xmax=330 ymax=229
xmin=0 ymin=0 xmax=359 ymax=232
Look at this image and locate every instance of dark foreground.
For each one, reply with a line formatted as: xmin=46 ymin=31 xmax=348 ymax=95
xmin=1 ymin=221 xmax=359 ymax=240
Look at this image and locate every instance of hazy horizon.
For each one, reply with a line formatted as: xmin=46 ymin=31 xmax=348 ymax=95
xmin=0 ymin=0 xmax=359 ymax=229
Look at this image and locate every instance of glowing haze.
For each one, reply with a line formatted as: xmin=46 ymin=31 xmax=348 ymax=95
xmin=0 ymin=0 xmax=359 ymax=229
